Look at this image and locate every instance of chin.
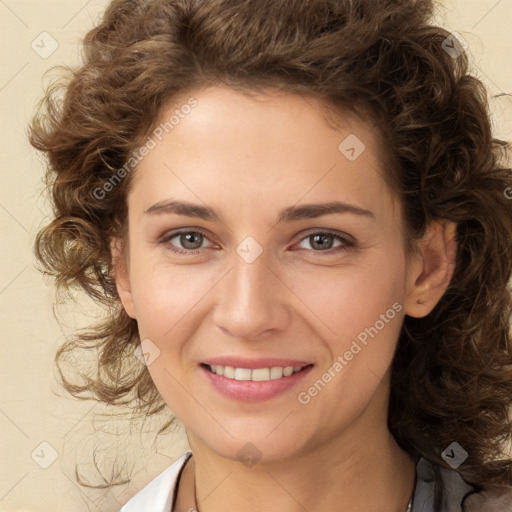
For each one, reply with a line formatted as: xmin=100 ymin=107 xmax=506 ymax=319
xmin=189 ymin=422 xmax=314 ymax=465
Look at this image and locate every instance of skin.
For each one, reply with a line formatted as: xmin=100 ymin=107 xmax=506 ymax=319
xmin=112 ymin=85 xmax=457 ymax=512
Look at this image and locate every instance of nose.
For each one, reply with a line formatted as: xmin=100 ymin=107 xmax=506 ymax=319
xmin=212 ymin=249 xmax=292 ymax=341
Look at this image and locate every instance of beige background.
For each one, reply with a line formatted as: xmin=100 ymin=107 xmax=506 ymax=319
xmin=0 ymin=1 xmax=511 ymax=511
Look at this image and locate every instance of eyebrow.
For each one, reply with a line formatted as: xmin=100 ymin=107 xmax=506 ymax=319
xmin=143 ymin=199 xmax=375 ymax=222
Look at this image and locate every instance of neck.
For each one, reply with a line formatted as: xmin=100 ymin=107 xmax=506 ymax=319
xmin=175 ymin=384 xmax=416 ymax=512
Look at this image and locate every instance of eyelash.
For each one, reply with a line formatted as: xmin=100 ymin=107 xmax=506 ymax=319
xmin=158 ymin=229 xmax=355 ymax=256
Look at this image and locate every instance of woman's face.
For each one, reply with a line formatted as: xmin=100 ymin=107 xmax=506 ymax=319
xmin=114 ymin=85 xmax=425 ymax=462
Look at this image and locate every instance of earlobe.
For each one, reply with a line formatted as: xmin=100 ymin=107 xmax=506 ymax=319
xmin=404 ymin=220 xmax=458 ymax=318
xmin=110 ymin=237 xmax=137 ymax=319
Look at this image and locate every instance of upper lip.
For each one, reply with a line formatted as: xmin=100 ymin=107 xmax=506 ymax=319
xmin=201 ymin=357 xmax=313 ymax=369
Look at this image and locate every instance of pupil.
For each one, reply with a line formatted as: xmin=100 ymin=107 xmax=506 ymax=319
xmin=312 ymin=234 xmax=333 ymax=250
xmin=182 ymin=232 xmax=202 ymax=249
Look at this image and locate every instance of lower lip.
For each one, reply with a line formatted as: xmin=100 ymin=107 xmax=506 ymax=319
xmin=200 ymin=364 xmax=313 ymax=402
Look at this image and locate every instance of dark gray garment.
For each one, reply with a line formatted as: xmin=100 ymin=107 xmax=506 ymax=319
xmin=412 ymin=456 xmax=478 ymax=512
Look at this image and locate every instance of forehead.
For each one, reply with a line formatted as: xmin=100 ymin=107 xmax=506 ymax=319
xmin=128 ymin=86 xmax=399 ymax=223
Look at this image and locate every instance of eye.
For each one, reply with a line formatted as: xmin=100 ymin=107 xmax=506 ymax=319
xmin=159 ymin=229 xmax=215 ymax=255
xmin=158 ymin=228 xmax=355 ymax=256
xmin=295 ymin=230 xmax=355 ymax=254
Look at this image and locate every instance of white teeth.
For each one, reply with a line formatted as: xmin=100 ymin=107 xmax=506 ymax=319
xmin=208 ymin=364 xmax=306 ymax=381
xmin=270 ymin=367 xmax=284 ymax=379
xmin=283 ymin=366 xmax=294 ymax=377
xmin=223 ymin=366 xmax=235 ymax=379
xmin=251 ymin=368 xmax=270 ymax=381
xmin=234 ymin=368 xmax=252 ymax=381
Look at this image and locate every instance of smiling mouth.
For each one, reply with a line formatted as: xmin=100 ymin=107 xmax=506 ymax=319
xmin=201 ymin=363 xmax=313 ymax=382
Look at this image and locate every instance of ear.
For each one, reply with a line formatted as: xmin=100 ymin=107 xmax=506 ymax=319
xmin=404 ymin=219 xmax=458 ymax=318
xmin=110 ymin=236 xmax=137 ymax=319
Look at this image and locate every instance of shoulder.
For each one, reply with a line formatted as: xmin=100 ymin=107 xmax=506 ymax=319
xmin=414 ymin=457 xmax=512 ymax=512
xmin=463 ymin=486 xmax=512 ymax=512
xmin=119 ymin=452 xmax=192 ymax=512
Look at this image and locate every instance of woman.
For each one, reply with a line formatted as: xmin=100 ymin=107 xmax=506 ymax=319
xmin=29 ymin=0 xmax=512 ymax=510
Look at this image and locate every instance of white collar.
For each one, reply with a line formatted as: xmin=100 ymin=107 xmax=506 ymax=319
xmin=120 ymin=452 xmax=192 ymax=512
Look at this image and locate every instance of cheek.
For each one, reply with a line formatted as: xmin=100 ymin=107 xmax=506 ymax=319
xmin=288 ymin=252 xmax=407 ymax=337
xmin=289 ymin=256 xmax=406 ymax=428
xmin=129 ymin=260 xmax=213 ymax=414
xmin=290 ymin=250 xmax=407 ymax=401
xmin=130 ymin=253 xmax=214 ymax=334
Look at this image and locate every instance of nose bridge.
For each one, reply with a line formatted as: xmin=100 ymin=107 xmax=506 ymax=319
xmin=212 ymin=246 xmax=290 ymax=340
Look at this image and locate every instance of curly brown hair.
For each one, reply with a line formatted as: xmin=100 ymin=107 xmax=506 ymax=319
xmin=29 ymin=0 xmax=512 ymax=507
